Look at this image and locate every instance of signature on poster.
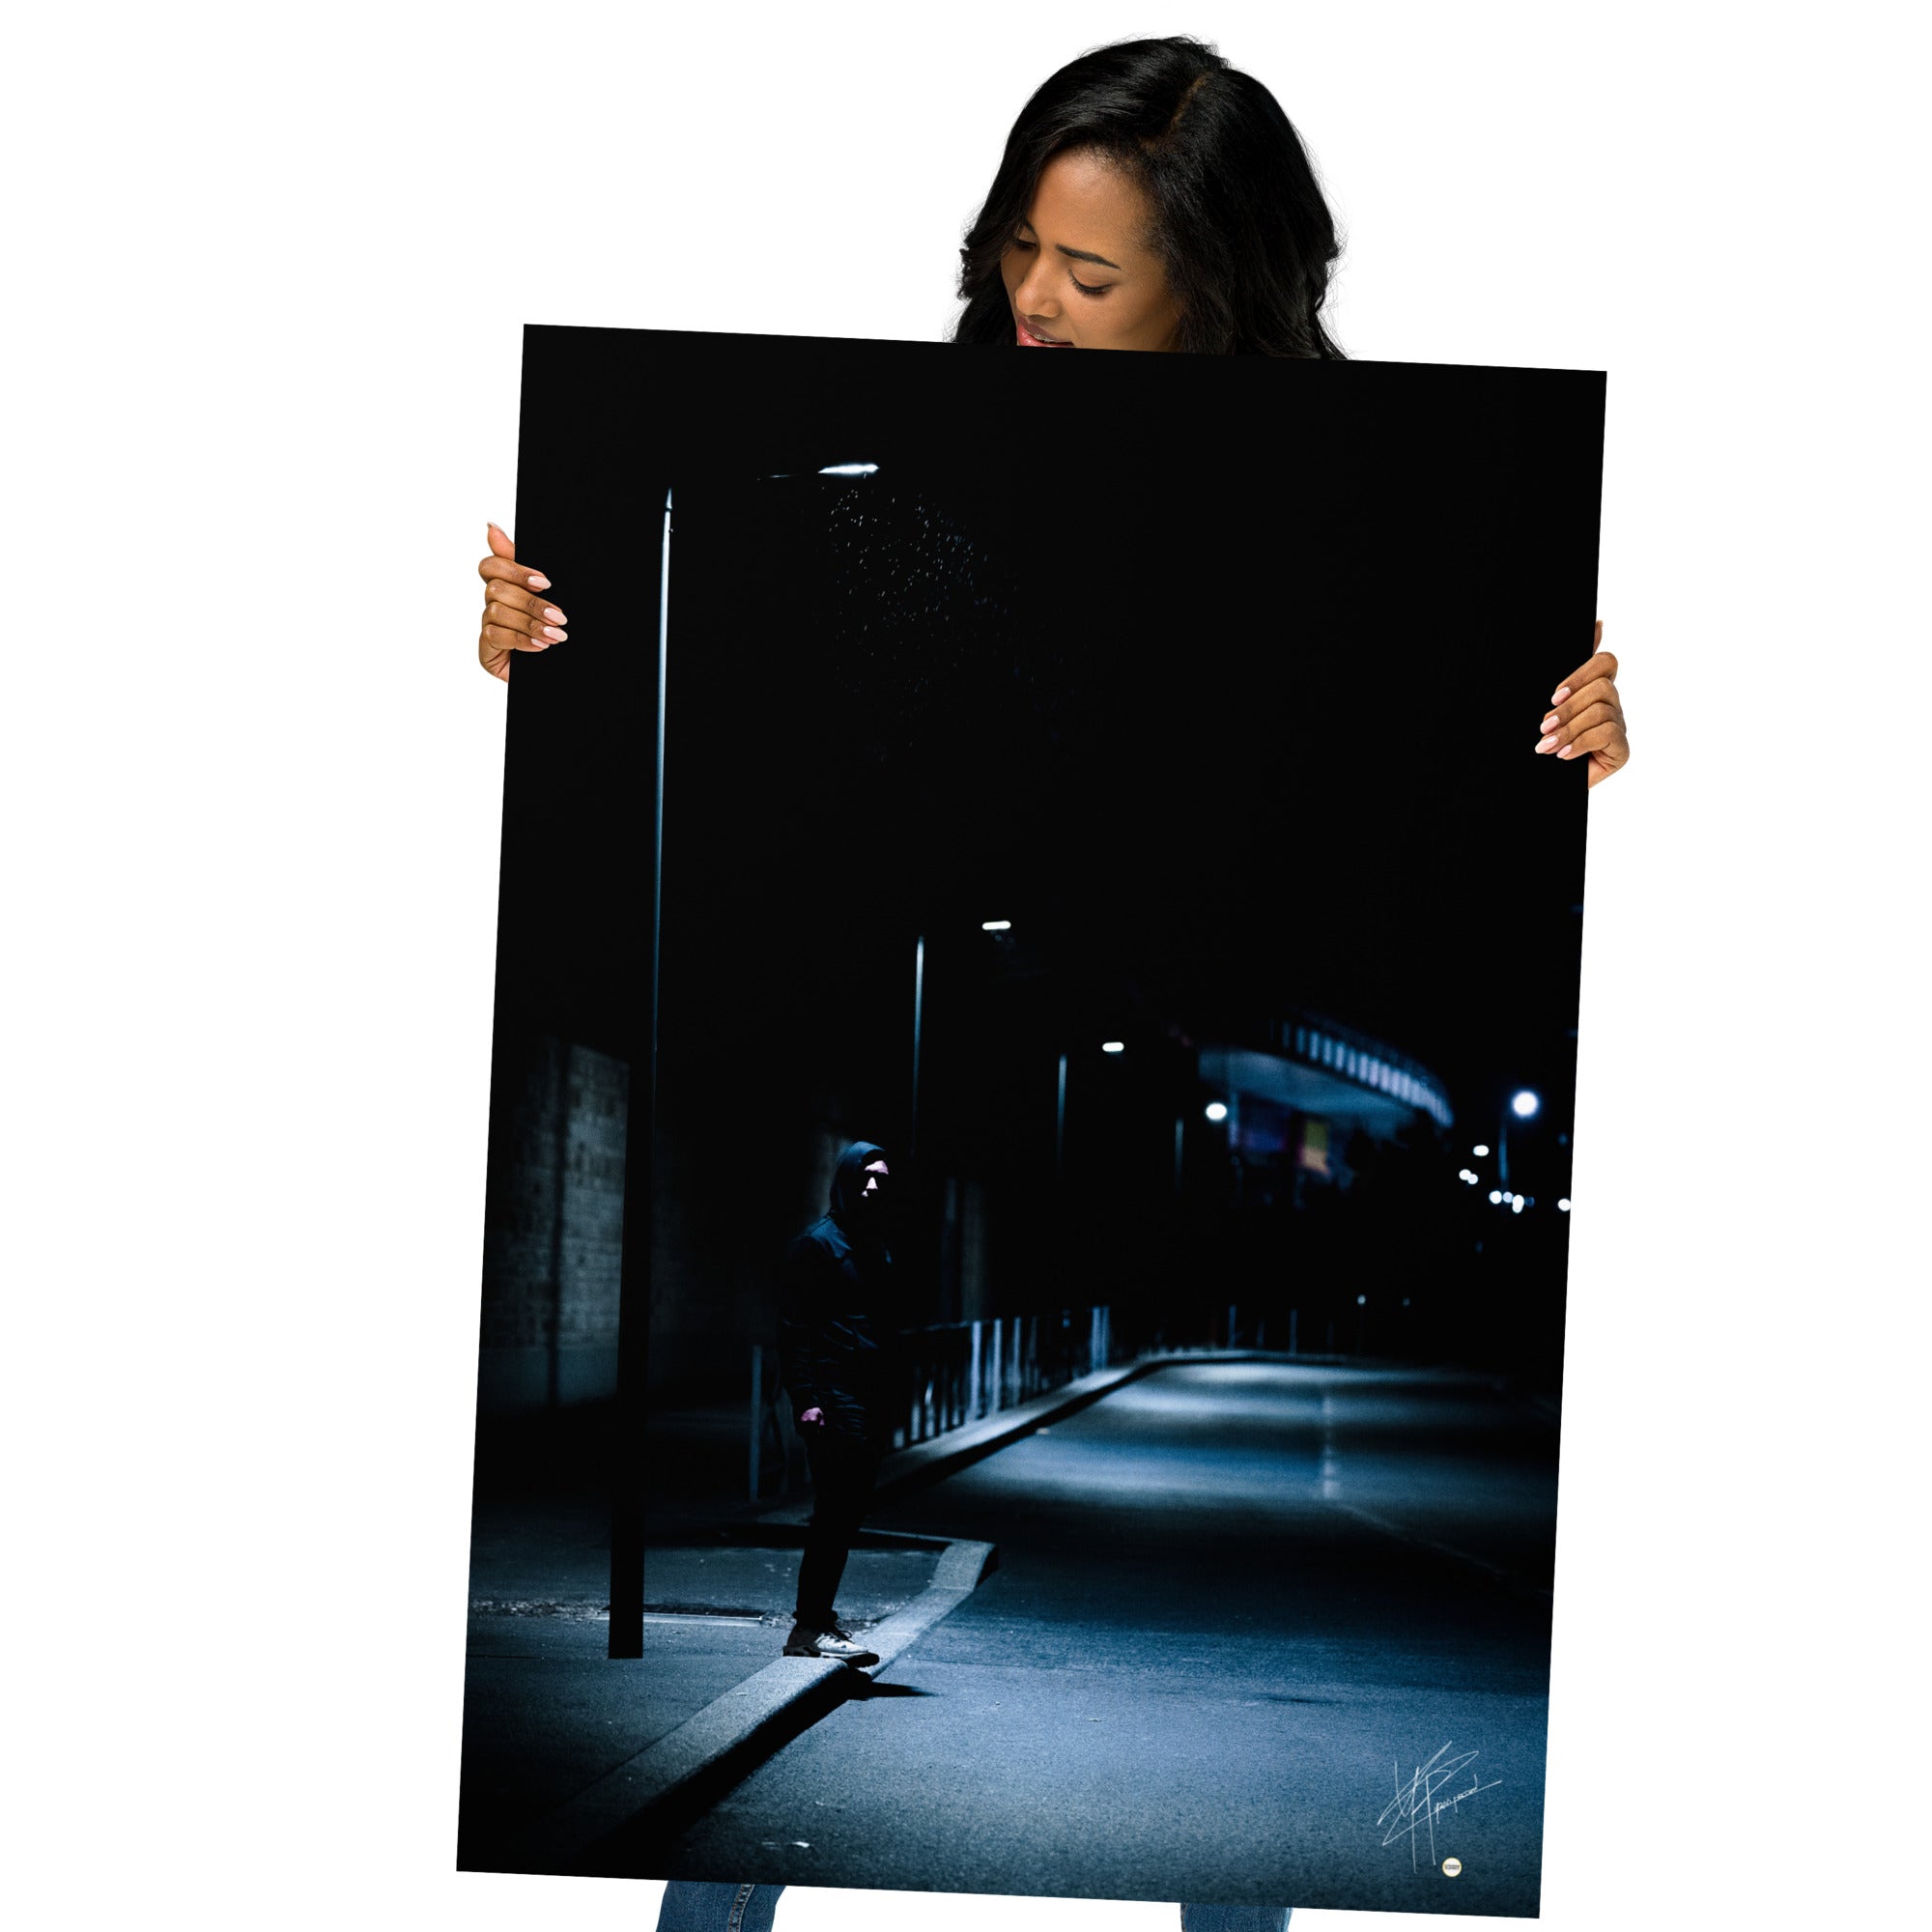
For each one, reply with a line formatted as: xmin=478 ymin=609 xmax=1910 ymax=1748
xmin=1377 ymin=1742 xmax=1502 ymax=1870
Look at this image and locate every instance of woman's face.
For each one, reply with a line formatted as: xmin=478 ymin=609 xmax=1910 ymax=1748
xmin=1000 ymin=147 xmax=1183 ymax=352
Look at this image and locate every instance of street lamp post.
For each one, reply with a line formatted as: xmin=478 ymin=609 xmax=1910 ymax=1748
xmin=613 ymin=463 xmax=876 ymax=1662
xmin=910 ymin=931 xmax=925 ymax=1165
xmin=1499 ymin=1087 xmax=1540 ymax=1192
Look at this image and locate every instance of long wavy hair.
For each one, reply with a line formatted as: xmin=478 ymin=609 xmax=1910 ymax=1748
xmin=951 ymin=36 xmax=1346 ymax=358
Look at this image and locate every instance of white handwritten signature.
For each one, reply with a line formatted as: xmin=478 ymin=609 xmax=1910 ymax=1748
xmin=1377 ymin=1742 xmax=1501 ymax=1869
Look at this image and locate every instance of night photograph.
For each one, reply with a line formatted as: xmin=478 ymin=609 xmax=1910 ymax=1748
xmin=458 ymin=328 xmax=1603 ymax=1918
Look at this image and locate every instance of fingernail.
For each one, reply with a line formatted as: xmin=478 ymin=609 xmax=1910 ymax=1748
xmin=542 ymin=607 xmax=565 ymax=622
xmin=526 ymin=573 xmax=551 ymax=589
xmin=1536 ymin=733 xmax=1559 ymax=753
xmin=1540 ymin=713 xmax=1558 ymax=732
xmin=1550 ymin=685 xmax=1571 ymax=705
xmin=488 ymin=522 xmax=504 ymax=535
xmin=543 ymin=626 xmax=567 ymax=641
xmin=530 ymin=640 xmax=550 ymax=651
xmin=1556 ymin=744 xmax=1576 ymax=758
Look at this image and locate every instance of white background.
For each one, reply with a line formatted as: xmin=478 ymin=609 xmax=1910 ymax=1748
xmin=6 ymin=4 xmax=1923 ymax=1929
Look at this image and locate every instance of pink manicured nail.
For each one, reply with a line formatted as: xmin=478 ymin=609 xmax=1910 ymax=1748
xmin=526 ymin=573 xmax=551 ymax=589
xmin=542 ymin=607 xmax=565 ymax=622
xmin=542 ymin=626 xmax=566 ymax=641
xmin=1556 ymin=744 xmax=1576 ymax=758
xmin=529 ymin=640 xmax=550 ymax=651
xmin=1550 ymin=685 xmax=1571 ymax=705
xmin=1536 ymin=733 xmax=1559 ymax=753
xmin=1540 ymin=713 xmax=1558 ymax=732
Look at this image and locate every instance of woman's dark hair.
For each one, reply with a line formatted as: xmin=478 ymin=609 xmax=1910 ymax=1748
xmin=952 ymin=36 xmax=1345 ymax=357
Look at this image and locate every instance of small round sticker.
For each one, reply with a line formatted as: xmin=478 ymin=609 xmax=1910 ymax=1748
xmin=1441 ymin=1857 xmax=1463 ymax=1878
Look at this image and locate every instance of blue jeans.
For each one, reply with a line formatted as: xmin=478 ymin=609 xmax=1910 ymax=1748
xmin=655 ymin=1883 xmax=1289 ymax=1929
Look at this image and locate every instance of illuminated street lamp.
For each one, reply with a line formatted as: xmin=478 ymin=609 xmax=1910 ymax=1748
xmin=1498 ymin=1088 xmax=1541 ymax=1189
xmin=624 ymin=461 xmax=877 ymax=1663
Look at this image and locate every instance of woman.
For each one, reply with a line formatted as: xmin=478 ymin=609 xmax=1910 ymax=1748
xmin=487 ymin=37 xmax=1627 ymax=1932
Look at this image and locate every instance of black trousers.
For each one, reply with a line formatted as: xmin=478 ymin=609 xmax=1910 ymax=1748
xmin=794 ymin=1425 xmax=883 ymax=1630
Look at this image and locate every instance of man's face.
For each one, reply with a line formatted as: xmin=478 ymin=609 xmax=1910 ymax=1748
xmin=859 ymin=1158 xmax=890 ymax=1214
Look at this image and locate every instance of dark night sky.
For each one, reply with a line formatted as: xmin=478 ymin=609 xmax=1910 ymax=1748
xmin=499 ymin=329 xmax=1600 ymax=1143
xmin=662 ymin=458 xmax=1589 ymax=1131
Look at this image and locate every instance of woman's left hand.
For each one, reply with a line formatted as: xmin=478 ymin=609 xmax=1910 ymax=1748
xmin=1537 ymin=620 xmax=1629 ymax=787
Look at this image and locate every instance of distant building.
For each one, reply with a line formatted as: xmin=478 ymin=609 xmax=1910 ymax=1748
xmin=1197 ymin=1009 xmax=1452 ymax=1194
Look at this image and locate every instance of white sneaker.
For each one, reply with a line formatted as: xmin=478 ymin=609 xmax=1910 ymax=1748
xmin=784 ymin=1621 xmax=880 ymax=1666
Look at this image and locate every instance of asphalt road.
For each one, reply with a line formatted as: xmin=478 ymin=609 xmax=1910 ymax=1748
xmin=646 ymin=1360 xmax=1560 ymax=1917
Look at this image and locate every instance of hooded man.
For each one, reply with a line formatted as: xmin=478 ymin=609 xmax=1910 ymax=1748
xmin=775 ymin=1138 xmax=898 ymax=1665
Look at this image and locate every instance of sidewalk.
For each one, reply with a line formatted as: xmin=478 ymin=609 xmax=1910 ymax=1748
xmin=458 ymin=1477 xmax=952 ymax=1870
xmin=458 ymin=1350 xmax=1314 ymax=1872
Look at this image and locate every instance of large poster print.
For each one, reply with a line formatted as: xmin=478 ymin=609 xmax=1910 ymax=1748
xmin=458 ymin=326 xmax=1604 ymax=1918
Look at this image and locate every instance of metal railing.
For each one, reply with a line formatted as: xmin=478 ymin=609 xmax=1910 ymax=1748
xmin=894 ymin=1304 xmax=1119 ymax=1447
xmin=748 ymin=1303 xmax=1121 ymax=1500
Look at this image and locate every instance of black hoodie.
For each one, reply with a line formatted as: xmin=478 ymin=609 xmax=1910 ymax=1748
xmin=776 ymin=1140 xmax=897 ymax=1448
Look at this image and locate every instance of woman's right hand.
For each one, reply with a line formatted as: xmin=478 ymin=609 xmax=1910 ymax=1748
xmin=477 ymin=522 xmax=568 ymax=682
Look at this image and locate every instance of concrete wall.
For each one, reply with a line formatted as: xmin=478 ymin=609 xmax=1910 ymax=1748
xmin=476 ymin=1035 xmax=628 ymax=1413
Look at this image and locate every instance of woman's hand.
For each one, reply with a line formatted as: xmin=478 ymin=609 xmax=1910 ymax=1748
xmin=477 ymin=523 xmax=568 ymax=682
xmin=1536 ymin=620 xmax=1629 ymax=787
xmin=798 ymin=1406 xmax=827 ymax=1429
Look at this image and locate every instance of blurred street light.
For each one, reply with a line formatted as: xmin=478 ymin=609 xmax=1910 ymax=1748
xmin=1205 ymin=1101 xmax=1229 ymax=1122
xmin=1102 ymin=1040 xmax=1124 ymax=1054
xmin=1498 ymin=1088 xmax=1541 ymax=1188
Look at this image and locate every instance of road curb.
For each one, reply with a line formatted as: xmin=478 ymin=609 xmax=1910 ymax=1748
xmin=759 ymin=1349 xmax=1365 ymax=1523
xmin=757 ymin=1357 xmax=1166 ymax=1526
xmin=507 ymin=1538 xmax=998 ymax=1875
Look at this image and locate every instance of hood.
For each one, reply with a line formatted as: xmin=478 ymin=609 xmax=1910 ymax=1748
xmin=828 ymin=1139 xmax=892 ymax=1241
